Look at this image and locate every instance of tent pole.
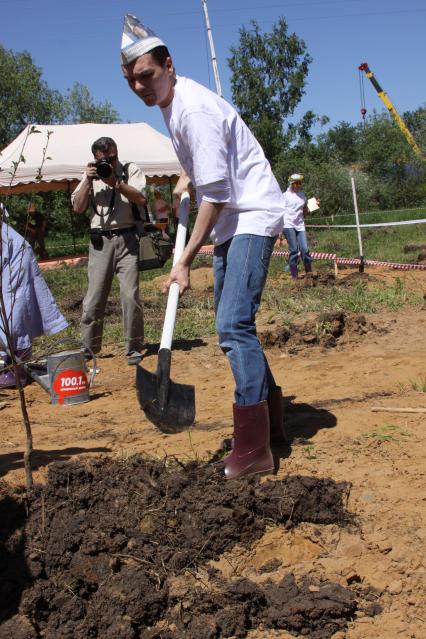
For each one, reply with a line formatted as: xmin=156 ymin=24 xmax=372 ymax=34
xmin=67 ymin=184 xmax=77 ymax=254
xmin=168 ymin=177 xmax=173 ymax=203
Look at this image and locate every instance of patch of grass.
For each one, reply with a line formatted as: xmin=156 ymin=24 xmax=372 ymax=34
xmin=42 ymin=264 xmax=88 ymax=298
xmin=302 ymin=444 xmax=317 ymax=459
xmin=39 ymin=243 xmax=423 ymax=356
xmin=262 ymin=277 xmax=421 ymax=319
xmin=309 ymin=210 xmax=426 ymax=264
xmin=408 ymin=376 xmax=426 ymax=393
xmin=175 ymin=296 xmax=216 ymax=340
xmin=358 ymin=423 xmax=412 ymax=443
xmin=314 ymin=320 xmax=335 ymax=340
xmin=397 ymin=376 xmax=426 ymax=394
xmin=45 ymin=233 xmax=89 ymax=258
xmin=396 ymin=381 xmax=408 ymax=394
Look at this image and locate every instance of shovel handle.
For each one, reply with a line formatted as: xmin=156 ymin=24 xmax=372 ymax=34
xmin=160 ymin=192 xmax=190 ymax=351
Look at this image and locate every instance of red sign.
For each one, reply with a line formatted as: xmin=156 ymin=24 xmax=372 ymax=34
xmin=52 ymin=368 xmax=88 ymax=405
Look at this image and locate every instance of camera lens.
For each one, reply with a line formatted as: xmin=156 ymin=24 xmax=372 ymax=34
xmin=96 ymin=160 xmax=113 ymax=179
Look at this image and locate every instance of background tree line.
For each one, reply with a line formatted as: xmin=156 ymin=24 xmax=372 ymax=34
xmin=1 ymin=19 xmax=425 ymax=242
xmin=0 ymin=44 xmax=119 ymax=237
xmin=228 ymin=18 xmax=426 ymax=215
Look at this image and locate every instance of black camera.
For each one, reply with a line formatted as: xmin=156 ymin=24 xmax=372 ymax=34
xmin=91 ymin=157 xmax=114 ymax=179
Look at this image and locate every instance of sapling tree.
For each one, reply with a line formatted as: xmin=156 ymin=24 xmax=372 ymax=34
xmin=0 ymin=127 xmax=52 ymax=489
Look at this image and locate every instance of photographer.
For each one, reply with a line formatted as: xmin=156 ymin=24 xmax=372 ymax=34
xmin=71 ymin=137 xmax=146 ymax=365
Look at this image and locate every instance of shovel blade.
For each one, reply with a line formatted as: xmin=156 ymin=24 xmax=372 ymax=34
xmin=136 ymin=364 xmax=195 ymax=434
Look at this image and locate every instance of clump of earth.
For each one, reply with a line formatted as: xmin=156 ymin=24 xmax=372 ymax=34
xmin=0 ymin=457 xmax=381 ymax=638
xmin=261 ymin=310 xmax=384 ymax=352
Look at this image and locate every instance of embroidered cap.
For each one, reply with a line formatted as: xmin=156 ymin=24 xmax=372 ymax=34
xmin=121 ymin=14 xmax=165 ymax=64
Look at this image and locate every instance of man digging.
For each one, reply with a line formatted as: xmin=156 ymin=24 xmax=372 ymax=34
xmin=121 ymin=15 xmax=285 ymax=479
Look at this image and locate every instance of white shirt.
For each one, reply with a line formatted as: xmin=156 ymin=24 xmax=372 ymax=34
xmin=161 ymin=76 xmax=284 ymax=245
xmin=282 ymin=188 xmax=307 ymax=231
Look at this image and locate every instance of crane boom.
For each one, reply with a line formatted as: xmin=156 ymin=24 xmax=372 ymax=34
xmin=358 ymin=62 xmax=423 ymax=158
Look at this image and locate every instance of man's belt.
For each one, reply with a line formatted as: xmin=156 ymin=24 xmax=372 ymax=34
xmin=90 ymin=226 xmax=136 ymax=238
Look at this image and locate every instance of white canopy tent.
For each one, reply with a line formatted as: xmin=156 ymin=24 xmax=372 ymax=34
xmin=0 ymin=122 xmax=182 ymax=195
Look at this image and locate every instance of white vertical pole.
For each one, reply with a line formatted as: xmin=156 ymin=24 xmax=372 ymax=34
xmin=201 ymin=0 xmax=223 ymax=97
xmin=350 ymin=176 xmax=365 ymax=273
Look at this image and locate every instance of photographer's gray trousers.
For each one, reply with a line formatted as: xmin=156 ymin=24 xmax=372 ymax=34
xmin=81 ymin=232 xmax=144 ymax=356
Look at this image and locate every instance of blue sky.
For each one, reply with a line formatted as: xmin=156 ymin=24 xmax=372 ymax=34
xmin=1 ymin=0 xmax=425 ymax=139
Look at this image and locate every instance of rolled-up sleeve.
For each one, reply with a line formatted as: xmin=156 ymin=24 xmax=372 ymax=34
xmin=127 ymin=162 xmax=147 ymax=193
xmin=197 ymin=179 xmax=231 ymax=204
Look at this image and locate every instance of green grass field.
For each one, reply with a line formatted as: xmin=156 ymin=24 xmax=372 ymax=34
xmin=36 ymin=204 xmax=425 ymax=355
xmin=306 ymin=205 xmax=426 ymax=263
xmin=44 ymin=206 xmax=426 ymax=265
xmin=38 ymin=245 xmax=424 ymax=357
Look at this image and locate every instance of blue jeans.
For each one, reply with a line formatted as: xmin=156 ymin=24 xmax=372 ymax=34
xmin=214 ymin=234 xmax=277 ymax=406
xmin=283 ymin=228 xmax=312 ymax=268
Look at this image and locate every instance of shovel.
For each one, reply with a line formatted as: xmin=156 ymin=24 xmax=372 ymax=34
xmin=136 ymin=192 xmax=195 ymax=433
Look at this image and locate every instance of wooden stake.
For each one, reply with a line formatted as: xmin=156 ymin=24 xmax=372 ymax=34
xmin=371 ymin=407 xmax=426 ymax=414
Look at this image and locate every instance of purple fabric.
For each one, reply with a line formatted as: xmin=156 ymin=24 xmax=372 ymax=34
xmin=0 ymin=222 xmax=68 ymax=352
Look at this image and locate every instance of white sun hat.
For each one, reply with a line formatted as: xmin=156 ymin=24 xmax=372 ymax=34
xmin=121 ymin=14 xmax=165 ymax=65
xmin=288 ymin=173 xmax=304 ymax=183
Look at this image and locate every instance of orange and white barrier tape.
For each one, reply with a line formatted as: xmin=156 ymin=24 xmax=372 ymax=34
xmin=197 ymin=245 xmax=426 ymax=271
xmin=335 ymin=257 xmax=426 ymax=271
xmin=271 ymin=250 xmax=337 ymax=260
xmin=38 ymin=245 xmax=426 ymax=272
xmin=198 ymin=246 xmax=339 ymax=260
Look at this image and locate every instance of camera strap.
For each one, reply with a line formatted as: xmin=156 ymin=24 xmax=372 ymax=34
xmin=90 ymin=184 xmax=116 ymax=218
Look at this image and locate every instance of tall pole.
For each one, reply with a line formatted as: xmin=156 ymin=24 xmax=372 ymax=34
xmin=67 ymin=184 xmax=77 ymax=254
xmin=351 ymin=176 xmax=365 ymax=273
xmin=201 ymin=0 xmax=223 ymax=97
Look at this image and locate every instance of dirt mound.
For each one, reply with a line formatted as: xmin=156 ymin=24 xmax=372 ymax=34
xmin=337 ymin=272 xmax=379 ymax=286
xmin=0 ymin=457 xmax=378 ymax=638
xmin=299 ymin=272 xmax=337 ymax=287
xmin=152 ymin=266 xmax=214 ymax=293
xmin=261 ymin=311 xmax=383 ymax=352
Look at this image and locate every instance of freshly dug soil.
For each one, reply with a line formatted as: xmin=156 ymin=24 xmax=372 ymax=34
xmin=0 ymin=457 xmax=375 ymax=639
xmin=260 ymin=311 xmax=382 ymax=352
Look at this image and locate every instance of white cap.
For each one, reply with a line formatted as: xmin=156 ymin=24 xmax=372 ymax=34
xmin=288 ymin=173 xmax=304 ymax=183
xmin=121 ymin=14 xmax=165 ymax=65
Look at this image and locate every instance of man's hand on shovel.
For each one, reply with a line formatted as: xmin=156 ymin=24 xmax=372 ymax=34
xmin=163 ymin=261 xmax=190 ymax=296
xmin=163 ymin=171 xmax=194 ymax=296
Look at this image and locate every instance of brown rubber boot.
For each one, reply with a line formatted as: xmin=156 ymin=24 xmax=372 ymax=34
xmin=268 ymin=386 xmax=286 ymax=446
xmin=304 ymin=262 xmax=313 ymax=274
xmin=290 ymin=264 xmax=298 ymax=279
xmin=224 ymin=401 xmax=274 ymax=480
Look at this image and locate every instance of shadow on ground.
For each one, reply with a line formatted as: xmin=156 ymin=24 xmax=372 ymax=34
xmin=0 ymin=446 xmax=111 ymax=478
xmin=0 ymin=492 xmax=32 ymax=628
xmin=271 ymin=395 xmax=337 ymax=472
xmin=143 ymin=338 xmax=207 ymax=357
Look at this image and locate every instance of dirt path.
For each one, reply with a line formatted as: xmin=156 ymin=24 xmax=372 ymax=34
xmin=0 ymin=270 xmax=425 ymax=638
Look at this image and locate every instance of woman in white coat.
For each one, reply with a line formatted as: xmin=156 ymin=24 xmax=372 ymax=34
xmin=282 ymin=174 xmax=313 ymax=279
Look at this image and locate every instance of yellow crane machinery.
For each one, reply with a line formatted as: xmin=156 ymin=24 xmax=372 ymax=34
xmin=358 ymin=62 xmax=423 ymax=158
